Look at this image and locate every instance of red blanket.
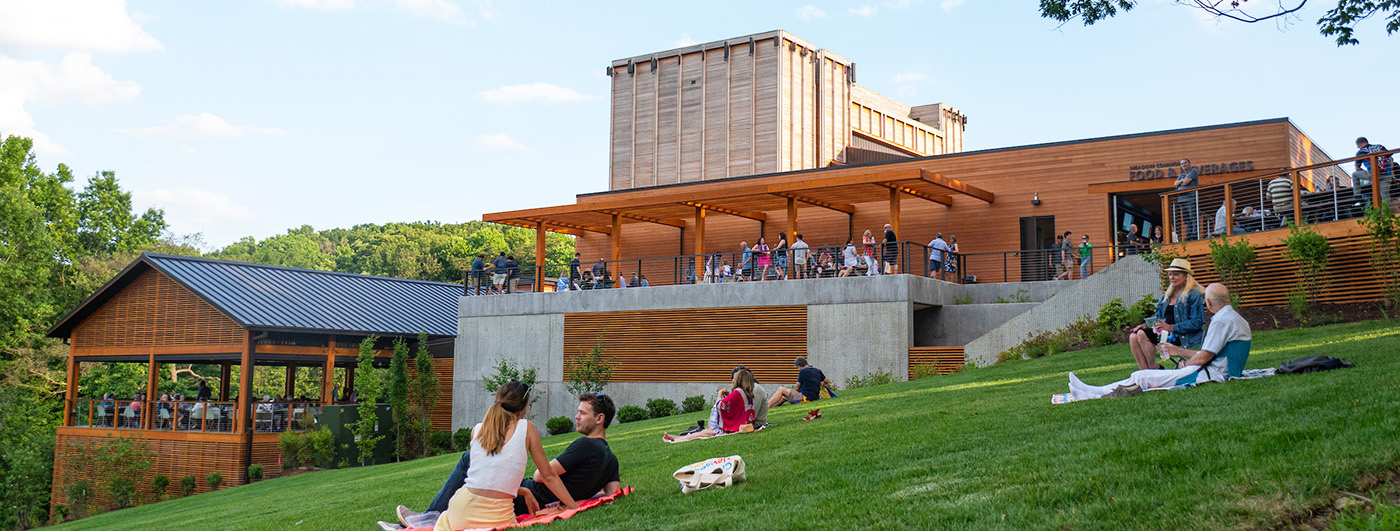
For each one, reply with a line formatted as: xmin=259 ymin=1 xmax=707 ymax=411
xmin=408 ymin=486 xmax=634 ymax=531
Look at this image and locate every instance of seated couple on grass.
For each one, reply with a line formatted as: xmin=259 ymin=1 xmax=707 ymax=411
xmin=381 ymin=387 xmax=620 ymax=531
xmin=1067 ymin=282 xmax=1252 ymax=401
xmin=663 ymin=367 xmax=762 ymax=442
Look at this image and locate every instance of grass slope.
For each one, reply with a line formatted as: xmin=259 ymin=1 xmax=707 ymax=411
xmin=57 ymin=320 xmax=1400 ymax=530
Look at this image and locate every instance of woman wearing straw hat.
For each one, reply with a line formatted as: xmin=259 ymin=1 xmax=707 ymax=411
xmin=1126 ymin=258 xmax=1206 ymax=370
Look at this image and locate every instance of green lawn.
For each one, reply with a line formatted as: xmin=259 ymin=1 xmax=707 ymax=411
xmin=56 ymin=320 xmax=1400 ymax=530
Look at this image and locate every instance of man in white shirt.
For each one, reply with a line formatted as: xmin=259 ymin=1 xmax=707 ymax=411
xmin=839 ymin=239 xmax=860 ymax=277
xmin=1066 ymin=283 xmax=1251 ymax=400
xmin=928 ymin=234 xmax=950 ymax=281
xmin=791 ymin=234 xmax=810 ymax=279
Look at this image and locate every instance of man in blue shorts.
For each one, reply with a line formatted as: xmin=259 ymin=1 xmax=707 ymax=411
xmin=767 ymin=356 xmax=831 ymax=408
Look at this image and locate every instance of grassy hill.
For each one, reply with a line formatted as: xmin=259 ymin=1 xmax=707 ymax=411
xmin=55 ymin=320 xmax=1400 ymax=530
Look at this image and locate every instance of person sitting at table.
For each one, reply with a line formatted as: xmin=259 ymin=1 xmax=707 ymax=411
xmin=157 ymin=393 xmax=174 ymax=428
xmin=1268 ymin=175 xmax=1294 ymax=226
xmin=1213 ymin=199 xmax=1245 ymax=236
xmin=98 ymin=393 xmax=115 ymax=426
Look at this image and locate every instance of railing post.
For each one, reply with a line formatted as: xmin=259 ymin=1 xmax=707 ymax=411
xmin=1003 ymin=252 xmax=1008 ymax=283
xmin=1291 ymin=171 xmax=1303 ymax=225
xmin=1371 ymin=155 xmax=1382 ymax=209
xmin=1224 ymin=184 xmax=1234 ymax=236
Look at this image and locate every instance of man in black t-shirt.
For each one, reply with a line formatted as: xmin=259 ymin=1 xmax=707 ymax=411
xmin=387 ymin=394 xmax=621 ymax=530
xmin=568 ymin=253 xmax=582 ymax=281
xmin=767 ymin=356 xmax=831 ymax=408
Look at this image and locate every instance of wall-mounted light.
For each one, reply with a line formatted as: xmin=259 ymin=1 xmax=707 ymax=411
xmin=1031 ymin=192 xmax=1041 ymax=206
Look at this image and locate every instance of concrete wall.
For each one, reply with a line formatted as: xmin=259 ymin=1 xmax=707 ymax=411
xmin=962 ymin=256 xmax=1161 ymax=367
xmin=915 ymin=303 xmax=1038 ymax=346
xmin=809 ymin=301 xmax=910 ymax=379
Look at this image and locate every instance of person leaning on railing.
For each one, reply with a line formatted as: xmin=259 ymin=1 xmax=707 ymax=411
xmin=1354 ymin=136 xmax=1394 ymax=202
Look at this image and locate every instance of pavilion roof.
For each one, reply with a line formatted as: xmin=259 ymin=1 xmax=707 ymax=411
xmin=48 ymin=254 xmax=461 ymax=339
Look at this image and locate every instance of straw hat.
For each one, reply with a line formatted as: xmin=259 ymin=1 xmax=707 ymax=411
xmin=1164 ymin=258 xmax=1193 ymax=275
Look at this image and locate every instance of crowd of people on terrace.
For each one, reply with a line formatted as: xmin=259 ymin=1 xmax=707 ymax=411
xmin=77 ymin=378 xmax=348 ymax=432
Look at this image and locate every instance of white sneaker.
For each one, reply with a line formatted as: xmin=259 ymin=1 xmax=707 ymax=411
xmin=377 ymin=521 xmax=404 ymax=531
xmin=396 ymin=505 xmax=416 ymax=527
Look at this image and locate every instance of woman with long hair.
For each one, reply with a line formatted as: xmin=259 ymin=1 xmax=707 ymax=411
xmin=755 ymin=237 xmax=772 ymax=281
xmin=774 ymin=232 xmax=790 ymax=280
xmin=862 ymin=230 xmax=878 ymax=276
xmin=1126 ymin=258 xmax=1206 ymax=371
xmin=434 ymin=381 xmax=577 ymax=530
xmin=662 ymin=370 xmax=756 ymax=442
xmin=944 ymin=235 xmax=960 ymax=276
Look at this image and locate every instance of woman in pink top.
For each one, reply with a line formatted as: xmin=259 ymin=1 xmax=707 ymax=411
xmin=755 ymin=237 xmax=771 ymax=281
xmin=662 ymin=371 xmax=755 ymax=442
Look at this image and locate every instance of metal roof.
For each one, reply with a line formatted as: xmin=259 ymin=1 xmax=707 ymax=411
xmin=48 ymin=253 xmax=461 ymax=338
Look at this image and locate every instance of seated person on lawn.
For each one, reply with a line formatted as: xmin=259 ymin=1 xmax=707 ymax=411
xmin=1068 ymin=283 xmax=1252 ymax=400
xmin=387 ymin=393 xmax=621 ymax=530
xmin=662 ymin=369 xmax=755 ymax=442
xmin=768 ymin=356 xmax=830 ymax=408
xmin=1127 ymin=258 xmax=1205 ymax=370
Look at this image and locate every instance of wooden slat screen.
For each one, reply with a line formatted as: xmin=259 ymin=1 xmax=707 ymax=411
xmin=1185 ymin=232 xmax=1383 ymax=307
xmin=249 ymin=435 xmax=281 ymax=479
xmin=72 ymin=269 xmax=243 ymax=349
xmin=563 ymin=306 xmax=806 ymax=384
xmin=51 ymin=430 xmax=248 ymax=513
xmin=908 ymin=347 xmax=965 ymax=379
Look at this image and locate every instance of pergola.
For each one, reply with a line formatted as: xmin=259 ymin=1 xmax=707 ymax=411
xmin=484 ymin=167 xmax=995 ymax=288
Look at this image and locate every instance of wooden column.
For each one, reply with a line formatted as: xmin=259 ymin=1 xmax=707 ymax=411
xmin=610 ymin=213 xmax=622 ymax=287
xmin=64 ymin=355 xmax=78 ymax=426
xmin=889 ymin=188 xmax=901 ymax=236
xmin=322 ymin=335 xmax=336 ymax=404
xmin=1224 ymin=184 xmax=1234 ymax=236
xmin=787 ymin=197 xmax=798 ymax=277
xmin=236 ymin=331 xmax=254 ymax=433
xmin=219 ymin=362 xmax=231 ymax=401
xmin=694 ymin=206 xmax=706 ymax=258
xmin=1291 ymin=172 xmax=1303 ymax=224
xmin=535 ymin=221 xmax=547 ymax=293
xmin=1161 ymin=194 xmax=1171 ymax=243
xmin=145 ymin=352 xmax=159 ymax=428
xmin=1371 ymin=155 xmax=1382 ymax=208
xmin=283 ymin=363 xmax=296 ymax=400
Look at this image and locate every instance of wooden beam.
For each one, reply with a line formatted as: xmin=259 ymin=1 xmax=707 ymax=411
xmin=610 ymin=213 xmax=622 ymax=264
xmin=237 ymin=331 xmax=253 ymax=433
xmin=877 ymin=182 xmax=953 ymax=207
xmin=520 ymin=218 xmax=607 ymax=235
xmin=772 ymin=192 xmax=856 ymax=214
xmin=919 ymin=169 xmax=995 ymax=203
xmin=786 ymin=196 xmax=798 ymax=241
xmin=694 ymin=206 xmax=706 ymax=258
xmin=146 ymin=351 xmax=158 ymax=428
xmin=889 ymin=188 xmax=900 ymax=236
xmin=680 ymin=201 xmax=768 ymax=221
xmin=283 ymin=363 xmax=296 ymax=400
xmin=600 ymin=210 xmax=687 ymax=228
xmin=535 ymin=221 xmax=547 ymax=293
xmin=64 ymin=355 xmax=78 ymax=426
xmin=322 ymin=335 xmax=336 ymax=404
xmin=219 ymin=362 xmax=231 ymax=401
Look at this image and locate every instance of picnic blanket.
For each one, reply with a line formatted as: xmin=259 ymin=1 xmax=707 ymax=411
xmin=406 ymin=486 xmax=634 ymax=531
xmin=664 ymin=423 xmax=768 ymax=443
xmin=1051 ymin=368 xmax=1278 ymax=404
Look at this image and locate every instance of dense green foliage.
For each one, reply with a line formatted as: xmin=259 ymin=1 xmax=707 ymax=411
xmin=1282 ymin=222 xmax=1333 ymax=321
xmin=408 ymin=331 xmax=438 ymax=459
xmin=47 ymin=320 xmax=1400 ymax=530
xmin=615 ymin=405 xmax=647 ymax=423
xmin=564 ymin=334 xmax=613 ymax=397
xmin=1208 ymin=236 xmax=1259 ymax=308
xmin=387 ymin=339 xmax=411 ymax=461
xmin=546 ymin=416 xmax=574 ymax=436
xmin=352 ymin=337 xmax=384 ymax=466
xmin=644 ymin=398 xmax=676 ymax=419
xmin=1038 ymin=0 xmax=1400 ymax=45
xmin=680 ymin=395 xmax=706 ymax=414
xmin=1360 ymin=202 xmax=1400 ymax=307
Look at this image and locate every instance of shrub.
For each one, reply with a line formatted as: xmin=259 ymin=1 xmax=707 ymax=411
xmin=680 ymin=395 xmax=706 ymax=413
xmin=1208 ymin=236 xmax=1259 ymax=307
xmin=1282 ymin=222 xmax=1332 ymax=315
xmin=453 ymin=427 xmax=472 ymax=451
xmin=352 ymin=336 xmax=385 ymax=466
xmin=1129 ymin=293 xmax=1156 ymax=324
xmin=151 ymin=474 xmax=169 ymax=500
xmin=206 ymin=471 xmax=223 ymax=491
xmin=645 ymin=398 xmax=677 ymax=419
xmin=307 ymin=427 xmax=336 ymax=469
xmin=94 ymin=436 xmax=153 ymax=509
xmin=247 ymin=464 xmax=264 ymax=482
xmin=546 ymin=416 xmax=574 ymax=435
xmin=429 ymin=430 xmax=453 ymax=454
xmin=410 ymin=330 xmax=440 ymax=460
xmin=912 ymin=363 xmax=945 ymax=380
xmin=993 ymin=289 xmax=1031 ymax=304
xmin=278 ymin=430 xmax=306 ymax=469
xmin=845 ymin=367 xmax=895 ymax=389
xmin=1097 ymin=298 xmax=1131 ymax=331
xmin=616 ymin=405 xmax=648 ymax=423
xmin=953 ymin=295 xmax=974 ymax=305
xmin=338 ymin=459 xmax=351 ymax=470
xmin=995 ymin=349 xmax=1018 ymax=364
xmin=482 ymin=357 xmax=542 ymax=409
xmin=565 ymin=333 xmax=614 ymax=396
xmin=1062 ymin=314 xmax=1100 ymax=345
xmin=52 ymin=504 xmax=70 ymax=523
xmin=1359 ymin=201 xmax=1400 ymax=307
xmin=180 ymin=475 xmax=197 ymax=497
xmin=1090 ymin=325 xmax=1117 ymax=347
xmin=1288 ymin=286 xmax=1309 ymax=323
xmin=65 ymin=480 xmax=94 ymax=518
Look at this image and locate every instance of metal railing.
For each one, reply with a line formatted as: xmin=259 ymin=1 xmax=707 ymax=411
xmin=1162 ymin=148 xmax=1397 ymax=243
xmin=67 ymin=399 xmax=243 ymax=433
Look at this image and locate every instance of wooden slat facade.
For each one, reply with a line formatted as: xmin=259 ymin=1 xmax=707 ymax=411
xmin=408 ymin=358 xmax=456 ymax=432
xmin=563 ymin=306 xmax=806 ymax=384
xmin=72 ymin=269 xmax=242 ymax=350
xmin=51 ymin=428 xmax=249 ymax=510
xmin=908 ymin=347 xmax=965 ymax=379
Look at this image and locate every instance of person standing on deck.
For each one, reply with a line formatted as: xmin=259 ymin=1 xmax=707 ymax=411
xmin=1173 ymin=159 xmax=1200 ymax=240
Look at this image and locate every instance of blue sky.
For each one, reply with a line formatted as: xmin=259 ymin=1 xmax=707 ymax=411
xmin=2 ymin=0 xmax=1395 ymax=249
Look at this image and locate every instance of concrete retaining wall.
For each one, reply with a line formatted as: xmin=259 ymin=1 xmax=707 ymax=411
xmin=962 ymin=256 xmax=1160 ymax=367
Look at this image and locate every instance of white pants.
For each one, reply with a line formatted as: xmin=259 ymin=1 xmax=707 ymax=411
xmin=1068 ymin=367 xmax=1200 ymax=400
xmin=863 ymin=254 xmax=878 ymax=275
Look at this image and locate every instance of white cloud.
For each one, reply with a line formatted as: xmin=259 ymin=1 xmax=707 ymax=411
xmin=893 ymin=70 xmax=930 ymax=99
xmin=120 ymin=113 xmax=286 ymax=139
xmin=479 ymin=83 xmax=589 ymax=104
xmin=0 ymin=52 xmax=141 ymax=155
xmin=848 ymin=5 xmax=878 ymax=17
xmin=472 ymin=133 xmax=529 ymax=152
xmin=390 ymin=0 xmax=468 ymax=24
xmin=674 ymin=33 xmax=698 ymax=47
xmin=940 ymin=0 xmax=964 ymax=10
xmin=0 ymin=0 xmax=163 ymax=53
xmin=893 ymin=71 xmax=927 ymax=84
xmin=795 ymin=5 xmax=828 ymax=20
xmin=134 ymin=188 xmax=256 ymax=225
xmin=276 ymin=0 xmax=356 ymax=10
xmin=885 ymin=0 xmax=918 ymax=8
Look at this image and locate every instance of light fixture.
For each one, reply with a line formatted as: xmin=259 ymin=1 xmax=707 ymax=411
xmin=1031 ymin=192 xmax=1041 ymax=206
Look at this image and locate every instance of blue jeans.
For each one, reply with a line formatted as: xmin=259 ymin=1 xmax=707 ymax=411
xmin=428 ymin=451 xmax=471 ymax=513
xmin=1080 ymin=257 xmax=1090 ymax=279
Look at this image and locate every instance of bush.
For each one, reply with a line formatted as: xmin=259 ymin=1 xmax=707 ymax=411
xmin=680 ymin=395 xmax=706 ymax=413
xmin=306 ymin=427 xmax=336 ymax=469
xmin=616 ymin=405 xmax=648 ymax=423
xmin=206 ymin=471 xmax=223 ymax=491
xmin=911 ymin=363 xmax=946 ymax=380
xmin=953 ymin=295 xmax=974 ymax=305
xmin=52 ymin=504 xmax=70 ymax=523
xmin=1360 ymin=201 xmax=1400 ymax=307
xmin=151 ymin=474 xmax=169 ymax=500
xmin=1282 ymin=221 xmax=1333 ymax=314
xmin=278 ymin=430 xmax=306 ymax=469
xmin=995 ymin=349 xmax=1018 ymax=364
xmin=546 ymin=416 xmax=574 ymax=436
xmin=247 ymin=464 xmax=264 ymax=482
xmin=1129 ymin=293 xmax=1156 ymax=324
xmin=180 ymin=475 xmax=197 ymax=497
xmin=1288 ymin=286 xmax=1309 ymax=323
xmin=565 ymin=333 xmax=614 ymax=396
xmin=993 ymin=289 xmax=1030 ymax=303
xmin=65 ymin=480 xmax=94 ymax=518
xmin=1097 ymin=298 xmax=1131 ymax=331
xmin=1061 ymin=314 xmax=1101 ymax=345
xmin=482 ymin=357 xmax=541 ymax=409
xmin=1209 ymin=236 xmax=1259 ymax=307
xmin=1090 ymin=325 xmax=1117 ymax=347
xmin=845 ymin=366 xmax=895 ymax=389
xmin=453 ymin=427 xmax=472 ymax=451
xmin=429 ymin=430 xmax=453 ymax=454
xmin=645 ymin=398 xmax=677 ymax=419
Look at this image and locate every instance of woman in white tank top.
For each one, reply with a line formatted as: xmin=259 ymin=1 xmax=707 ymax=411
xmin=435 ymin=381 xmax=577 ymax=531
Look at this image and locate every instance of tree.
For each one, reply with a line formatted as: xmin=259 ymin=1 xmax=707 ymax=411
xmin=410 ymin=331 xmax=438 ymax=458
xmin=387 ymin=338 xmax=410 ymax=461
xmin=351 ymin=337 xmax=384 ymax=466
xmin=1038 ymin=0 xmax=1400 ymax=45
xmin=565 ymin=334 xmax=614 ymax=397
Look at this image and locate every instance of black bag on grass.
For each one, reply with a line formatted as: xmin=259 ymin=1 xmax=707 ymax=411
xmin=1277 ymin=355 xmax=1355 ymax=374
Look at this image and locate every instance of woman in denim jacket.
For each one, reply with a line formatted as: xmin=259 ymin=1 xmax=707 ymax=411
xmin=1126 ymin=258 xmax=1205 ymax=370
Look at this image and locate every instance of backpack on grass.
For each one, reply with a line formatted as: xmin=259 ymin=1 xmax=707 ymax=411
xmin=1277 ymin=355 xmax=1355 ymax=374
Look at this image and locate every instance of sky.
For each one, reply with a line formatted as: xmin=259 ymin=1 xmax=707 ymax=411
xmin=2 ymin=0 xmax=1396 ymax=250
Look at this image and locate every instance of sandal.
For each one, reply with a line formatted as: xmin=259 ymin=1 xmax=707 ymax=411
xmin=802 ymin=409 xmax=821 ymax=421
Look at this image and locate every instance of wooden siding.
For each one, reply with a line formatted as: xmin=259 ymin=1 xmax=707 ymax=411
xmin=563 ymin=306 xmax=806 ymax=383
xmin=579 ymin=120 xmax=1299 ymax=285
xmin=908 ymin=347 xmax=965 ymax=379
xmin=250 ymin=433 xmax=282 ymax=479
xmin=1177 ymin=220 xmax=1383 ymax=307
xmin=72 ymin=269 xmax=243 ymax=350
xmin=408 ymin=358 xmax=455 ymax=432
xmin=51 ymin=428 xmax=249 ymax=512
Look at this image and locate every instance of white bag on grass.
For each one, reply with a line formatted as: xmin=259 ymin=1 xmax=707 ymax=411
xmin=673 ymin=455 xmax=746 ymax=494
